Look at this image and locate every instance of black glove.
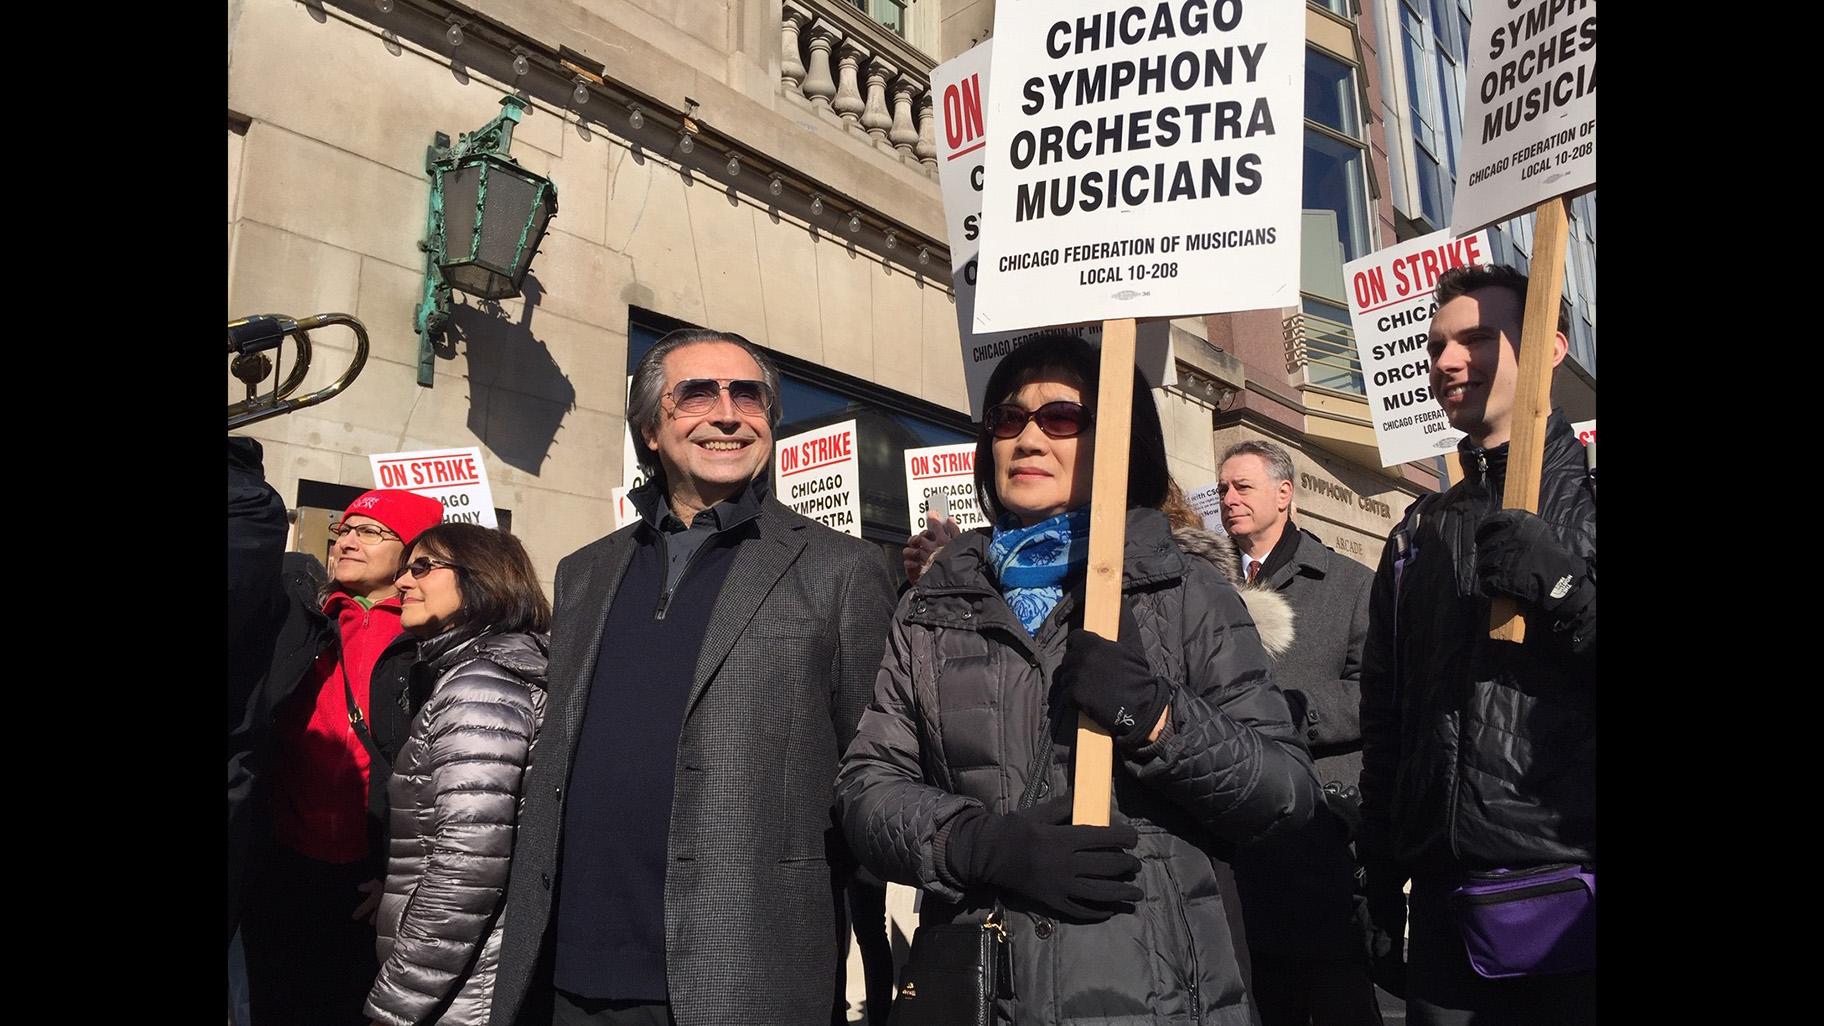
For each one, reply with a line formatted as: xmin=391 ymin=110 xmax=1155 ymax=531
xmin=1059 ymin=601 xmax=1173 ymax=748
xmin=1474 ymin=509 xmax=1590 ymax=615
xmin=1321 ymin=781 xmax=1362 ymax=839
xmin=1359 ymin=857 xmax=1408 ymax=999
xmin=942 ymin=795 xmax=1143 ymax=922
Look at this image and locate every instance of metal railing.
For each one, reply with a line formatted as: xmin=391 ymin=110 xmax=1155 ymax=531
xmin=1283 ymin=305 xmax=1365 ymax=396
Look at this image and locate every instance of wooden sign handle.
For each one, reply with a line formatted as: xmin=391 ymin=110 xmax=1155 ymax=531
xmin=1489 ymin=196 xmax=1570 ymax=642
xmin=1072 ymin=318 xmax=1136 ymax=826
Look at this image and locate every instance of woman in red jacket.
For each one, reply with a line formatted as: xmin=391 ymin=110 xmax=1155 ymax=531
xmin=242 ymin=489 xmax=444 ymax=1026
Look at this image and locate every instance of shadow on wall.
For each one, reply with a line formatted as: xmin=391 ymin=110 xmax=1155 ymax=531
xmin=443 ymin=273 xmax=577 ymax=477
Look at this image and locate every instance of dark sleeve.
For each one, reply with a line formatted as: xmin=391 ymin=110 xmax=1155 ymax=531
xmin=832 ymin=545 xmax=900 ymax=758
xmin=1122 ymin=569 xmax=1321 ymax=847
xmin=1356 ymin=528 xmax=1402 ymax=865
xmin=228 ymin=437 xmax=289 ymax=734
xmin=1302 ymin=564 xmax=1373 ymax=749
xmin=835 ymin=606 xmax=979 ymax=903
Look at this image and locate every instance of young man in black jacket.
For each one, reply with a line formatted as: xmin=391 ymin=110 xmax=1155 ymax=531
xmin=1359 ymin=265 xmax=1597 ymax=1026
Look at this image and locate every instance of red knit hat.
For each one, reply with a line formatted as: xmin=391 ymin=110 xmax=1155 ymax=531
xmin=342 ymin=489 xmax=445 ymax=546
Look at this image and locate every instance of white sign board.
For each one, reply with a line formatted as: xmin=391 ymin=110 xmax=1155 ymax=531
xmin=933 ymin=40 xmax=1176 ymax=418
xmin=622 ymin=375 xmax=651 ymax=493
xmin=369 ymin=447 xmax=498 ymax=528
xmin=774 ymin=420 xmax=862 ymax=536
xmin=1572 ymin=419 xmax=1595 ymax=447
xmin=1450 ymin=0 xmax=1596 ymax=234
xmin=1184 ymin=482 xmax=1225 ymax=533
xmin=972 ymin=0 xmax=1305 ymax=332
xmin=611 ymin=486 xmax=639 ymax=531
xmin=1345 ymin=229 xmax=1490 ymax=466
xmin=903 ymin=443 xmax=989 ymax=534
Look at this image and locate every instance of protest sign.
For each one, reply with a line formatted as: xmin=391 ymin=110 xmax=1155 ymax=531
xmin=621 ymin=375 xmax=652 ymax=494
xmin=933 ymin=39 xmax=1176 ymax=417
xmin=903 ymin=443 xmax=989 ymax=534
xmin=611 ymin=486 xmax=638 ymax=531
xmin=971 ymin=0 xmax=1306 ymax=333
xmin=1184 ymin=482 xmax=1224 ymax=532
xmin=369 ymin=447 xmax=499 ymax=528
xmin=1450 ymin=0 xmax=1596 ymax=234
xmin=1345 ymin=229 xmax=1489 ymax=466
xmin=774 ymin=420 xmax=862 ymax=536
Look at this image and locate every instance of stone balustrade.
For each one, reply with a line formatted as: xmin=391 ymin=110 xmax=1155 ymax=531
xmin=781 ymin=0 xmax=938 ymax=176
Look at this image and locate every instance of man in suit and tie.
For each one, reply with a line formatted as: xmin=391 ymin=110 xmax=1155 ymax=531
xmin=491 ymin=329 xmax=897 ymax=1026
xmin=1218 ymin=439 xmax=1384 ymax=1026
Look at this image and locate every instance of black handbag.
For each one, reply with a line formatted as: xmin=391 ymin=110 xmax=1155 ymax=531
xmin=887 ymin=689 xmax=1058 ymax=1026
xmin=885 ymin=910 xmax=1010 ymax=1026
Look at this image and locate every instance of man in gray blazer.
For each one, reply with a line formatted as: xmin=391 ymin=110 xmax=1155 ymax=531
xmin=1219 ymin=439 xmax=1383 ymax=1026
xmin=491 ymin=329 xmax=897 ymax=1026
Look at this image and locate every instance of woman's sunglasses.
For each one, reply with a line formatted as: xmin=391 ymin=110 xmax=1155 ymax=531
xmin=983 ymin=401 xmax=1093 ymax=440
xmin=393 ymin=556 xmax=462 ymax=583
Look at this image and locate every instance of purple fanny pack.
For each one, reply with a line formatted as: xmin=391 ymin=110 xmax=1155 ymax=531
xmin=1450 ymin=864 xmax=1596 ymax=979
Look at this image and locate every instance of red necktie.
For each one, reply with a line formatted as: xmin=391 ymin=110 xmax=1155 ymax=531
xmin=1246 ymin=560 xmax=1262 ymax=583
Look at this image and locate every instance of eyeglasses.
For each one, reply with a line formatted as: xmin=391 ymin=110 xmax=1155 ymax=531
xmin=392 ymin=556 xmax=462 ymax=583
xmin=983 ymin=401 xmax=1094 ymax=440
xmin=664 ymin=378 xmax=775 ymax=417
xmin=330 ymin=522 xmax=401 ymax=545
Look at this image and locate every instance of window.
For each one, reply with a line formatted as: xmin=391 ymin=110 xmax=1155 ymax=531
xmin=1304 ymin=49 xmax=1373 ymax=266
xmin=1305 ymin=130 xmax=1372 ymax=264
xmin=1431 ymin=0 xmax=1463 ymax=61
xmin=1307 ymin=49 xmax=1361 ymax=137
xmin=1400 ymin=6 xmax=1447 ymax=226
xmin=851 ymin=0 xmax=906 ymax=37
xmin=628 ymin=315 xmax=973 ymax=558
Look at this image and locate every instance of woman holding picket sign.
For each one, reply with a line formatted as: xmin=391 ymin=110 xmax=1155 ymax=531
xmin=837 ymin=333 xmax=1321 ymax=1025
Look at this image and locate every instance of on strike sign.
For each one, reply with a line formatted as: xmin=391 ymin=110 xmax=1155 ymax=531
xmin=1450 ymin=0 xmax=1596 ymax=233
xmin=369 ymin=447 xmax=499 ymax=528
xmin=1344 ymin=230 xmax=1488 ymax=466
xmin=934 ymin=40 xmax=1175 ymax=418
xmin=774 ymin=420 xmax=861 ymax=536
xmin=903 ymin=443 xmax=988 ymax=533
xmin=972 ymin=0 xmax=1305 ymax=332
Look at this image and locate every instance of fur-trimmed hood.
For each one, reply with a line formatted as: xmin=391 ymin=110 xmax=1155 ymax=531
xmin=1171 ymin=525 xmax=1296 ymax=659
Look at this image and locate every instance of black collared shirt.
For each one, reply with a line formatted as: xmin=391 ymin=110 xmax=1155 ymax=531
xmin=629 ymin=474 xmax=769 ymax=595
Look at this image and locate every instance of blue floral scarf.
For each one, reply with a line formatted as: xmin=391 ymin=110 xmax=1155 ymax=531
xmin=987 ymin=508 xmax=1091 ymax=635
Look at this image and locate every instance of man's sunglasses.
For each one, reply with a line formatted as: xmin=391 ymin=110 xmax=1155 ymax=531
xmin=665 ymin=378 xmax=775 ymax=417
xmin=392 ymin=556 xmax=462 ymax=583
xmin=983 ymin=401 xmax=1093 ymax=440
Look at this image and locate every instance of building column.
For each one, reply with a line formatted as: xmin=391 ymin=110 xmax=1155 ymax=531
xmin=802 ymin=18 xmax=840 ymax=114
xmin=834 ymin=38 xmax=871 ymax=128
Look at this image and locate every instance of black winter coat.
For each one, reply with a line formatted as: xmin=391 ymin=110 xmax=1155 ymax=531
xmin=837 ymin=508 xmax=1321 ymax=1026
xmin=1359 ymin=412 xmax=1597 ymax=876
xmin=1219 ymin=526 xmax=1375 ymax=961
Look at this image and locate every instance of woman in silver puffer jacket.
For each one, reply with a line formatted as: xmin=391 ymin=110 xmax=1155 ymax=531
xmin=363 ymin=523 xmax=551 ymax=1026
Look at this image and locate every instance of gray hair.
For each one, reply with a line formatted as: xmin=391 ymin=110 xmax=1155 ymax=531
xmin=1220 ymin=439 xmax=1295 ymax=485
xmin=627 ymin=329 xmax=783 ymax=486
